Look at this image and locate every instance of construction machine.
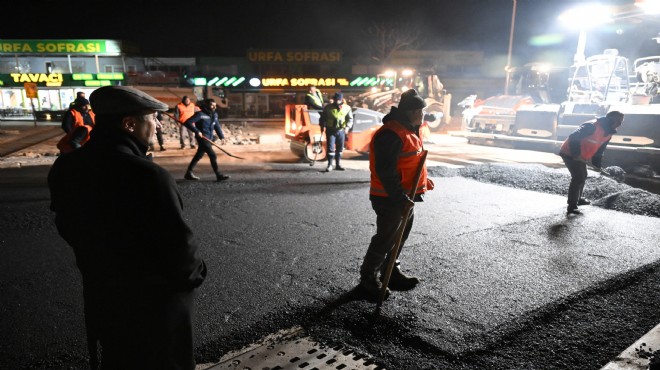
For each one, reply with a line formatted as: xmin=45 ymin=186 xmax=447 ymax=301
xmin=462 ymin=63 xmax=568 ymax=134
xmin=350 ymin=69 xmax=452 ymax=131
xmin=285 ymin=104 xmax=384 ymax=162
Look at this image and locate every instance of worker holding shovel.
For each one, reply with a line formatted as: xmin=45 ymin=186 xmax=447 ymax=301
xmin=182 ymin=99 xmax=230 ymax=182
xmin=357 ymin=89 xmax=435 ymax=302
xmin=559 ymin=111 xmax=624 ymax=214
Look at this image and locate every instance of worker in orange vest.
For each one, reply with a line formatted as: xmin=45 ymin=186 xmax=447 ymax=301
xmin=358 ymin=89 xmax=435 ymax=301
xmin=175 ymin=96 xmax=199 ymax=149
xmin=57 ymin=98 xmax=95 ymax=153
xmin=559 ymin=111 xmax=624 ymax=214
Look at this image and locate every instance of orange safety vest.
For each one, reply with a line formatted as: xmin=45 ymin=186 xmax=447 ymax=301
xmin=57 ymin=109 xmax=95 ymax=153
xmin=369 ymin=120 xmax=428 ymax=198
xmin=176 ymin=102 xmax=196 ymax=124
xmin=560 ymin=120 xmax=612 ymax=160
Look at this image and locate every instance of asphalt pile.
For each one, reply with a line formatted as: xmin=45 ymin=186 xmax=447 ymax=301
xmin=428 ymin=163 xmax=660 ymax=218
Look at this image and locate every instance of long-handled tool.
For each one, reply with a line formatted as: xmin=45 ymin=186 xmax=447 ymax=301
xmin=310 ymin=133 xmax=323 ymax=166
xmin=162 ymin=111 xmax=245 ymax=160
xmin=376 ymin=150 xmax=428 ymax=309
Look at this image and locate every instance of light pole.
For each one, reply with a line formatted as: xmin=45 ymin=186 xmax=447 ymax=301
xmin=504 ymin=0 xmax=517 ymax=94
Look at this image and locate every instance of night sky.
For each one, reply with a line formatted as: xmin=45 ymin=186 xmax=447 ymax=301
xmin=7 ymin=0 xmax=659 ymax=67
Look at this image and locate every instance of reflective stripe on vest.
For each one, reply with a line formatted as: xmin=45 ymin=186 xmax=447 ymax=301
xmin=307 ymin=91 xmax=323 ymax=107
xmin=369 ymin=120 xmax=427 ymax=197
xmin=560 ymin=120 xmax=611 ymax=160
xmin=177 ymin=103 xmax=196 ymax=123
xmin=325 ymin=104 xmax=352 ymax=129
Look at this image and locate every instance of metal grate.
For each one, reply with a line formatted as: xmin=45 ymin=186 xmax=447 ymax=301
xmin=205 ymin=326 xmax=383 ymax=370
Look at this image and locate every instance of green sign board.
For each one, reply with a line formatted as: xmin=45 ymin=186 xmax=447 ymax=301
xmin=0 ymin=39 xmax=122 ymax=55
xmin=0 ymin=73 xmax=124 ymax=87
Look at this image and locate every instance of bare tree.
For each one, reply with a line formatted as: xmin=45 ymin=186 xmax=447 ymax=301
xmin=364 ymin=21 xmax=426 ymax=64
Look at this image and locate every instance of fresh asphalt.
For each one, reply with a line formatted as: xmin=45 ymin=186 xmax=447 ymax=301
xmin=1 ymin=122 xmax=660 ymax=368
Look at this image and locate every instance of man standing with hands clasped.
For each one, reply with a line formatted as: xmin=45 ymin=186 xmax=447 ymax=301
xmin=48 ymin=86 xmax=207 ymax=370
xmin=357 ymin=89 xmax=435 ymax=302
xmin=559 ymin=110 xmax=624 ymax=214
xmin=320 ymin=91 xmax=352 ymax=172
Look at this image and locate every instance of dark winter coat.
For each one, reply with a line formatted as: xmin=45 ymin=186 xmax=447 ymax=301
xmin=184 ymin=107 xmax=224 ymax=140
xmin=48 ymin=125 xmax=206 ymax=369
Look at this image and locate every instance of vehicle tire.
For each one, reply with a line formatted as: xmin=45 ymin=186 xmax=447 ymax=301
xmin=425 ymin=104 xmax=446 ymax=131
xmin=303 ymin=140 xmax=326 ymax=163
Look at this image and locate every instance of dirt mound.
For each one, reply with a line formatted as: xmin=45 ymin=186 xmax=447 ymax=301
xmin=428 ymin=163 xmax=660 ymax=218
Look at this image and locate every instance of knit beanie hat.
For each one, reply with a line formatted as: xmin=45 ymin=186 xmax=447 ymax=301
xmin=397 ymin=89 xmax=426 ymax=111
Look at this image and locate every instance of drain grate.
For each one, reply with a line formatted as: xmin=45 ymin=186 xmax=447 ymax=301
xmin=206 ymin=326 xmax=383 ymax=370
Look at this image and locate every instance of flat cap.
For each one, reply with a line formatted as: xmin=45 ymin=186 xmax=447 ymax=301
xmin=90 ymin=86 xmax=168 ymax=115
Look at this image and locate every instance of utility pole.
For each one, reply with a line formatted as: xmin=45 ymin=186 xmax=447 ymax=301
xmin=504 ymin=0 xmax=517 ymax=94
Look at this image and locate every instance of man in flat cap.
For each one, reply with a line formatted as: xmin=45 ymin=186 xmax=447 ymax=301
xmin=48 ymin=86 xmax=207 ymax=370
xmin=357 ymin=89 xmax=435 ymax=301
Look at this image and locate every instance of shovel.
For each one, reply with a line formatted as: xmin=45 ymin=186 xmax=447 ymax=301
xmin=376 ymin=150 xmax=428 ymax=309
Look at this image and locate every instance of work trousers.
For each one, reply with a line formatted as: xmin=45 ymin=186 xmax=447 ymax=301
xmin=562 ymin=155 xmax=588 ymax=207
xmin=326 ymin=129 xmax=346 ymax=166
xmin=359 ymin=199 xmax=415 ymax=282
xmin=179 ymin=126 xmax=196 ymax=148
xmin=187 ymin=138 xmax=219 ymax=173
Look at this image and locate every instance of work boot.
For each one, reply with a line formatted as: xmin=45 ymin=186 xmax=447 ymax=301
xmin=325 ymin=164 xmax=333 ymax=172
xmin=335 ymin=164 xmax=345 ymax=171
xmin=567 ymin=205 xmax=580 ymax=214
xmin=216 ymin=172 xmax=230 ymax=182
xmin=380 ymin=266 xmax=419 ymax=291
xmin=578 ymin=198 xmax=591 ymax=206
xmin=357 ymin=277 xmax=390 ymax=303
xmin=184 ymin=171 xmax=200 ymax=180
xmin=160 ymin=146 xmax=167 ymax=151
xmin=191 ymin=144 xmax=196 ymax=149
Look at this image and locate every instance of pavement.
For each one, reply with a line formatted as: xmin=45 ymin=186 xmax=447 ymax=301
xmin=1 ymin=120 xmax=658 ymax=369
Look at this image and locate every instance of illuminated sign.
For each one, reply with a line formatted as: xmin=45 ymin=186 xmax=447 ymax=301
xmin=247 ymin=50 xmax=342 ymax=64
xmin=0 ymin=73 xmax=124 ymax=87
xmin=10 ymin=73 xmax=64 ymax=86
xmin=0 ymin=39 xmax=122 ymax=55
xmin=261 ymin=78 xmax=349 ymax=87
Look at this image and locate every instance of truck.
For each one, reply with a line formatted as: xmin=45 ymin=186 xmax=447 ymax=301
xmin=350 ymin=69 xmax=452 ymax=131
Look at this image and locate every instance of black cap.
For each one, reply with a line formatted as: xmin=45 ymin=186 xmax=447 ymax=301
xmin=74 ymin=97 xmax=90 ymax=106
xmin=90 ymin=86 xmax=168 ymax=115
xmin=397 ymin=89 xmax=426 ymax=111
xmin=334 ymin=92 xmax=343 ymax=103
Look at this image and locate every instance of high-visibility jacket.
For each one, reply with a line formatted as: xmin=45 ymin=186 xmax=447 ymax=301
xmin=57 ymin=110 xmax=95 ymax=153
xmin=306 ymin=91 xmax=323 ymax=109
xmin=369 ymin=120 xmax=427 ymax=198
xmin=559 ymin=120 xmax=612 ymax=160
xmin=322 ymin=103 xmax=352 ymax=130
xmin=176 ymin=102 xmax=196 ymax=124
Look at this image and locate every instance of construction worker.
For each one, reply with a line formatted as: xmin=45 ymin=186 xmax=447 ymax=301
xmin=175 ymin=95 xmax=198 ymax=149
xmin=358 ymin=89 xmax=435 ymax=302
xmin=148 ymin=111 xmax=167 ymax=152
xmin=320 ymin=91 xmax=352 ymax=172
xmin=183 ymin=99 xmax=230 ymax=182
xmin=61 ymin=95 xmax=93 ymax=134
xmin=48 ymin=86 xmax=207 ymax=370
xmin=305 ymin=85 xmax=324 ymax=110
xmin=559 ymin=111 xmax=624 ymax=214
xmin=56 ymin=97 xmax=95 ymax=154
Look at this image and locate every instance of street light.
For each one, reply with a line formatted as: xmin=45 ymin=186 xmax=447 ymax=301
xmin=504 ymin=0 xmax=517 ymax=94
xmin=558 ymin=3 xmax=614 ymax=63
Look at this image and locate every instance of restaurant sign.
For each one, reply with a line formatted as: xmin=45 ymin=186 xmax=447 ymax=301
xmin=0 ymin=39 xmax=122 ymax=55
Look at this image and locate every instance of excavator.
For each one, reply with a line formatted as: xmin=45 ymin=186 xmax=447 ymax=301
xmin=349 ymin=69 xmax=452 ymax=131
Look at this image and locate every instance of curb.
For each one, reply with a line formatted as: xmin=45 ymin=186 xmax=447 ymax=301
xmin=601 ymin=323 xmax=660 ymax=369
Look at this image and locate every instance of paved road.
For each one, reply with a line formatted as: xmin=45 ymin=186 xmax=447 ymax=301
xmin=1 ymin=154 xmax=660 ymax=369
